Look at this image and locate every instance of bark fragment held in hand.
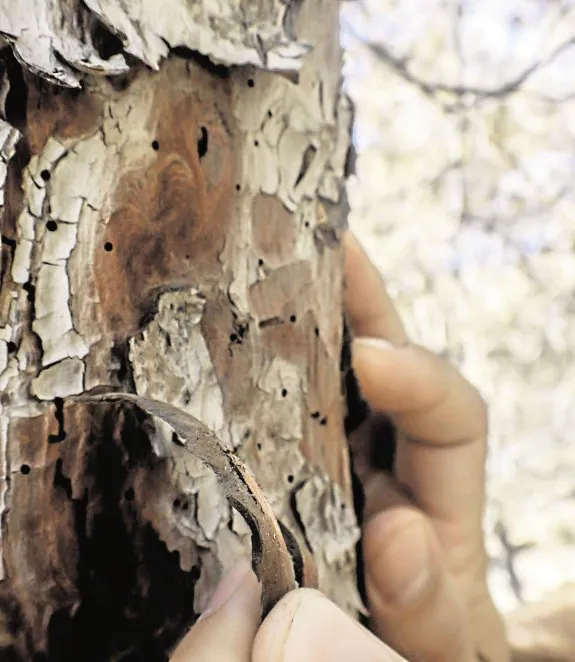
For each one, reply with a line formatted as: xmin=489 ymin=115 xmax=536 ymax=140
xmin=79 ymin=391 xmax=312 ymax=615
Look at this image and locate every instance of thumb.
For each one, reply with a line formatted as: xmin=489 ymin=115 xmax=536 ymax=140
xmin=170 ymin=559 xmax=261 ymax=662
xmin=363 ymin=506 xmax=477 ymax=661
xmin=253 ymin=588 xmax=407 ymax=662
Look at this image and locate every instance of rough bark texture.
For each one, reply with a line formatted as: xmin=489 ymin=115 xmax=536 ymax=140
xmin=0 ymin=1 xmax=361 ymax=660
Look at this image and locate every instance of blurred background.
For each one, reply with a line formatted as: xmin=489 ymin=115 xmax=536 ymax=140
xmin=341 ymin=0 xmax=575 ymax=615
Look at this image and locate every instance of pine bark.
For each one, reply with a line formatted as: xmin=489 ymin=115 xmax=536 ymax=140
xmin=0 ymin=1 xmax=361 ymax=659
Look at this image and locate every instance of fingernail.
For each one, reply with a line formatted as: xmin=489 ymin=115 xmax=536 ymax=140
xmin=367 ymin=516 xmax=432 ymax=609
xmin=354 ymin=337 xmax=396 ymax=351
xmin=198 ymin=559 xmax=253 ymax=621
xmin=354 ymin=337 xmax=410 ymax=352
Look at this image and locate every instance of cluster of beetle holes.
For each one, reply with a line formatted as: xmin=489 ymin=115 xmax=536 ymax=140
xmin=40 ymin=165 xmax=116 ymax=252
xmin=42 ymin=76 xmax=309 ymax=250
xmin=28 ymin=75 xmax=318 ymax=486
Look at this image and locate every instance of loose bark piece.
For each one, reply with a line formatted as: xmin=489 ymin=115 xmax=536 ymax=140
xmin=79 ymin=390 xmax=312 ymax=616
xmin=0 ymin=0 xmax=311 ymax=88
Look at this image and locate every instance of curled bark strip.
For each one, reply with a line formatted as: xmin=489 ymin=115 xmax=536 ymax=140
xmin=77 ymin=391 xmax=307 ymax=616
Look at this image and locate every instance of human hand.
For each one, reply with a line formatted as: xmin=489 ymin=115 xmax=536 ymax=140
xmin=344 ymin=232 xmax=509 ymax=662
xmin=170 ymin=560 xmax=407 ymax=662
xmin=171 ymin=231 xmax=509 ymax=662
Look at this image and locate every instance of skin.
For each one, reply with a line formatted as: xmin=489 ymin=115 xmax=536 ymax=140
xmin=170 ymin=232 xmax=509 ymax=662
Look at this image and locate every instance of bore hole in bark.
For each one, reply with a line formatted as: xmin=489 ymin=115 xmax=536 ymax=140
xmin=289 ymin=314 xmax=297 ymax=323
xmin=320 ymin=417 xmax=328 ymax=426
xmin=197 ymin=126 xmax=208 ymax=158
xmin=247 ymin=78 xmax=255 ymax=88
xmin=235 ymin=184 xmax=241 ymax=191
xmin=257 ymin=443 xmax=262 ymax=451
xmin=287 ymin=474 xmax=294 ymax=484
xmin=6 ymin=341 xmax=16 ymax=354
xmin=181 ymin=502 xmax=189 ymax=511
xmin=295 ymin=145 xmax=317 ymax=187
xmin=104 ymin=241 xmax=114 ymax=252
xmin=229 ymin=333 xmax=238 ymax=343
xmin=173 ymin=498 xmax=181 ymax=509
xmin=20 ymin=464 xmax=31 ymax=475
xmin=258 ymin=258 xmax=264 ymax=266
xmin=254 ymin=139 xmax=259 ymax=147
xmin=151 ymin=140 xmax=160 ymax=151
xmin=314 ymin=327 xmax=320 ymax=337
xmin=304 ymin=221 xmax=310 ymax=228
xmin=281 ymin=388 xmax=288 ymax=398
xmin=46 ymin=220 xmax=58 ymax=232
xmin=267 ymin=110 xmax=273 ymax=118
xmin=310 ymin=411 xmax=320 ymax=419
xmin=124 ymin=487 xmax=135 ymax=501
xmin=41 ymin=169 xmax=51 ymax=182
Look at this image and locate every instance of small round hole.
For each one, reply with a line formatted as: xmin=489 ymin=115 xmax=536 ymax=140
xmin=257 ymin=258 xmax=264 ymax=266
xmin=46 ymin=220 xmax=58 ymax=232
xmin=310 ymin=411 xmax=320 ymax=419
xmin=229 ymin=333 xmax=238 ymax=343
xmin=320 ymin=417 xmax=328 ymax=426
xmin=304 ymin=221 xmax=310 ymax=228
xmin=281 ymin=388 xmax=288 ymax=398
xmin=197 ymin=126 xmax=209 ymax=158
xmin=40 ymin=170 xmax=51 ymax=182
xmin=287 ymin=474 xmax=294 ymax=483
xmin=314 ymin=327 xmax=320 ymax=337
xmin=181 ymin=501 xmax=189 ymax=511
xmin=20 ymin=464 xmax=31 ymax=475
xmin=267 ymin=109 xmax=273 ymax=118
xmin=235 ymin=184 xmax=241 ymax=191
xmin=173 ymin=498 xmax=181 ymax=508
xmin=151 ymin=140 xmax=159 ymax=151
xmin=289 ymin=314 xmax=297 ymax=323
xmin=247 ymin=78 xmax=255 ymax=88
xmin=254 ymin=139 xmax=259 ymax=147
xmin=104 ymin=242 xmax=113 ymax=252
xmin=257 ymin=443 xmax=262 ymax=451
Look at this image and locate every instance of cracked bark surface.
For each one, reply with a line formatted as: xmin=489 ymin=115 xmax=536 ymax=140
xmin=0 ymin=0 xmax=364 ymax=659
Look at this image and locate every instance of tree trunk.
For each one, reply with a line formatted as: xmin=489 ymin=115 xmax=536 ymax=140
xmin=0 ymin=1 xmax=362 ymax=659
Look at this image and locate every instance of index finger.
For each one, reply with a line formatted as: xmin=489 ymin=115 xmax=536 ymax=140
xmin=345 ymin=233 xmax=487 ymax=534
xmin=343 ymin=233 xmax=408 ymax=344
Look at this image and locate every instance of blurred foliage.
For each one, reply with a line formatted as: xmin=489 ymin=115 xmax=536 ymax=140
xmin=342 ymin=0 xmax=575 ymax=612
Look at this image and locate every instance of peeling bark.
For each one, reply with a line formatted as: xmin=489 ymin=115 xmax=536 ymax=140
xmin=0 ymin=1 xmax=362 ymax=659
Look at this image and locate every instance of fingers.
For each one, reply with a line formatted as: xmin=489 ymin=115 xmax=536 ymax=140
xmin=353 ymin=339 xmax=487 ymax=530
xmin=343 ymin=232 xmax=408 ymax=344
xmin=169 ymin=560 xmax=261 ymax=662
xmin=352 ymin=338 xmax=487 ymax=445
xmin=253 ymin=589 xmax=407 ymax=662
xmin=362 ymin=504 xmax=476 ymax=662
xmin=344 ymin=233 xmax=487 ymax=533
